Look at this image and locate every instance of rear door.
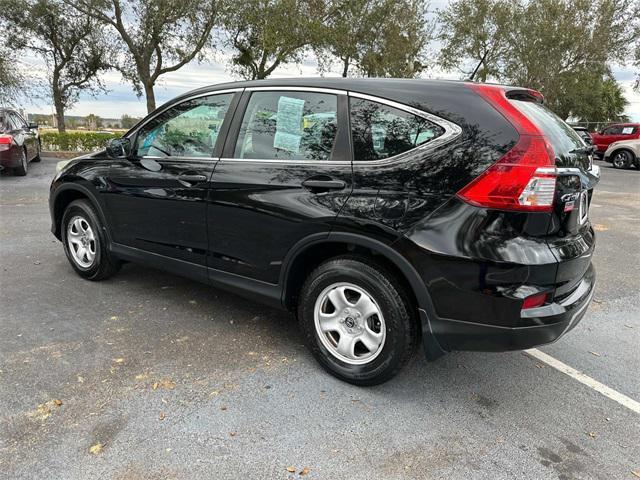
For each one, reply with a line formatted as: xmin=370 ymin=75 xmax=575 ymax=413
xmin=207 ymin=87 xmax=352 ymax=284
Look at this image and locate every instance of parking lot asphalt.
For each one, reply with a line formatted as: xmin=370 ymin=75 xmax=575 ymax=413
xmin=0 ymin=158 xmax=638 ymax=480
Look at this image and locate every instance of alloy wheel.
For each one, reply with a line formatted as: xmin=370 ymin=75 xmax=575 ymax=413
xmin=67 ymin=215 xmax=96 ymax=268
xmin=612 ymin=152 xmax=628 ymax=168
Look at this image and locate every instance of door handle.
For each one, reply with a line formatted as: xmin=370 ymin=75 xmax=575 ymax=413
xmin=301 ymin=178 xmax=346 ymax=192
xmin=178 ymin=174 xmax=207 ymax=184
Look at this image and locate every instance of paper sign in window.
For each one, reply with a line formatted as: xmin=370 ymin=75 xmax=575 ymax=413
xmin=622 ymin=127 xmax=634 ymax=134
xmin=274 ymin=96 xmax=305 ymax=153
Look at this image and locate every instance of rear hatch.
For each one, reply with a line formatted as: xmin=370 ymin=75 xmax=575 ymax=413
xmin=509 ymin=96 xmax=598 ymax=300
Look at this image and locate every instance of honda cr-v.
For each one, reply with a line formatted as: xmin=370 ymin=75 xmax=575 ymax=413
xmin=49 ymin=79 xmax=598 ymax=385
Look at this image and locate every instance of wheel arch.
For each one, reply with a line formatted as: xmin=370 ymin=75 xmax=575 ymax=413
xmin=280 ymin=232 xmax=431 ymax=311
xmin=51 ymin=184 xmax=111 ymax=242
xmin=280 ymin=232 xmax=447 ymax=360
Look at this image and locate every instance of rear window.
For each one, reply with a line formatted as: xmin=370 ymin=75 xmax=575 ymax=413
xmin=511 ymin=100 xmax=585 ymax=155
xmin=350 ymin=98 xmax=445 ymax=161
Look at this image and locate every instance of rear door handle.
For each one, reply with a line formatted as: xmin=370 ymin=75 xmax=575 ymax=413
xmin=178 ymin=174 xmax=207 ymax=184
xmin=301 ymin=179 xmax=346 ymax=191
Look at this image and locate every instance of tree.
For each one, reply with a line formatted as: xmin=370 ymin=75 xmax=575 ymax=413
xmin=1 ymin=0 xmax=110 ymax=132
xmin=220 ymin=0 xmax=329 ymax=80
xmin=438 ymin=0 xmax=638 ymax=121
xmin=70 ymin=0 xmax=219 ymax=113
xmin=357 ymin=0 xmax=431 ymax=77
xmin=319 ymin=0 xmax=431 ymax=78
xmin=503 ymin=0 xmax=637 ymax=120
xmin=120 ymin=114 xmax=140 ymax=129
xmin=85 ymin=114 xmax=102 ymax=130
xmin=437 ymin=0 xmax=516 ymax=81
xmin=0 ymin=45 xmax=25 ymax=106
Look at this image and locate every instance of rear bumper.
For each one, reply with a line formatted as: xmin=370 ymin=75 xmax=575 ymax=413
xmin=427 ymin=263 xmax=595 ymax=352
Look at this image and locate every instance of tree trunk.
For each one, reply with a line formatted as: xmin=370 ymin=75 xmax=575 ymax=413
xmin=144 ymin=81 xmax=156 ymax=113
xmin=342 ymin=57 xmax=349 ymax=77
xmin=53 ymin=87 xmax=66 ymax=133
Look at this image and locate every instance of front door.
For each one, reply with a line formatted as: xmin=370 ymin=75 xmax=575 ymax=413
xmin=207 ymin=88 xmax=353 ymax=284
xmin=103 ymin=92 xmax=238 ymax=269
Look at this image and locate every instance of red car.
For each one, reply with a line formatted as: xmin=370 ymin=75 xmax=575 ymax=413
xmin=0 ymin=108 xmax=41 ymax=176
xmin=590 ymin=123 xmax=640 ymax=156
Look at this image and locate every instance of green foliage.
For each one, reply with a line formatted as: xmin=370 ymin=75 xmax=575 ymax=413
xmin=84 ymin=114 xmax=102 ymax=129
xmin=437 ymin=0 xmax=515 ymax=81
xmin=71 ymin=0 xmax=219 ymax=113
xmin=317 ymin=0 xmax=431 ymax=78
xmin=40 ymin=132 xmax=114 ymax=152
xmin=120 ymin=114 xmax=140 ymax=129
xmin=0 ymin=0 xmax=111 ymax=131
xmin=221 ymin=0 xmax=327 ymax=80
xmin=0 ymin=45 xmax=24 ymax=106
xmin=437 ymin=0 xmax=639 ymax=120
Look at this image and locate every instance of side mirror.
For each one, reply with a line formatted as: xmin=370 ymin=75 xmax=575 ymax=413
xmin=105 ymin=137 xmax=132 ymax=158
xmin=28 ymin=122 xmax=38 ymax=130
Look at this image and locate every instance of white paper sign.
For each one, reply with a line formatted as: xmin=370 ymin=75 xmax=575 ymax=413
xmin=274 ymin=96 xmax=305 ymax=153
xmin=622 ymin=127 xmax=634 ymax=134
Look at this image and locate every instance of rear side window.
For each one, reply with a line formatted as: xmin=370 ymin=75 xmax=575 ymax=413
xmin=234 ymin=91 xmax=338 ymax=161
xmin=621 ymin=126 xmax=638 ymax=135
xmin=511 ymin=100 xmax=584 ymax=155
xmin=350 ymin=98 xmax=444 ymax=161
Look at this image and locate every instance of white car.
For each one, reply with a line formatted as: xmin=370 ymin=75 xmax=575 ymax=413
xmin=603 ymin=139 xmax=640 ymax=169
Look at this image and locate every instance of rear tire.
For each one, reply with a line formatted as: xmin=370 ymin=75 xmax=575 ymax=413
xmin=61 ymin=199 xmax=121 ymax=280
xmin=612 ymin=150 xmax=632 ymax=169
xmin=13 ymin=148 xmax=28 ymax=176
xmin=298 ymin=255 xmax=417 ymax=386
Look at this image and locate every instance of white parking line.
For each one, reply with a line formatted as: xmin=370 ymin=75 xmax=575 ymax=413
xmin=525 ymin=348 xmax=640 ymax=415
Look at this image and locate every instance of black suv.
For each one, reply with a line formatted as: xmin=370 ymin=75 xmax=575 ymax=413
xmin=49 ymin=79 xmax=598 ymax=385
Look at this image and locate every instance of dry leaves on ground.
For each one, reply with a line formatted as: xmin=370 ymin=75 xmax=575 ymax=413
xmin=152 ymin=379 xmax=176 ymax=390
xmin=89 ymin=443 xmax=103 ymax=455
xmin=28 ymin=399 xmax=63 ymax=421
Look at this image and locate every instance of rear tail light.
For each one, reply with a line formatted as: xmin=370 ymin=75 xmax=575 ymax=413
xmin=0 ymin=134 xmax=14 ymax=145
xmin=522 ymin=292 xmax=548 ymax=310
xmin=458 ymin=84 xmax=557 ymax=213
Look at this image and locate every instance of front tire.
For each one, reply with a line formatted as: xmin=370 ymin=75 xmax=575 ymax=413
xmin=61 ymin=199 xmax=121 ymax=280
xmin=612 ymin=150 xmax=632 ymax=169
xmin=298 ymin=256 xmax=417 ymax=386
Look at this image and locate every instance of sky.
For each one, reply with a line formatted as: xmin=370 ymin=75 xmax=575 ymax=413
xmin=19 ymin=0 xmax=640 ymax=122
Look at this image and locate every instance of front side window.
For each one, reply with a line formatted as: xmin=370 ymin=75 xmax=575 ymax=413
xmin=234 ymin=91 xmax=338 ymax=161
xmin=350 ymin=98 xmax=444 ymax=161
xmin=135 ymin=93 xmax=233 ymax=158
